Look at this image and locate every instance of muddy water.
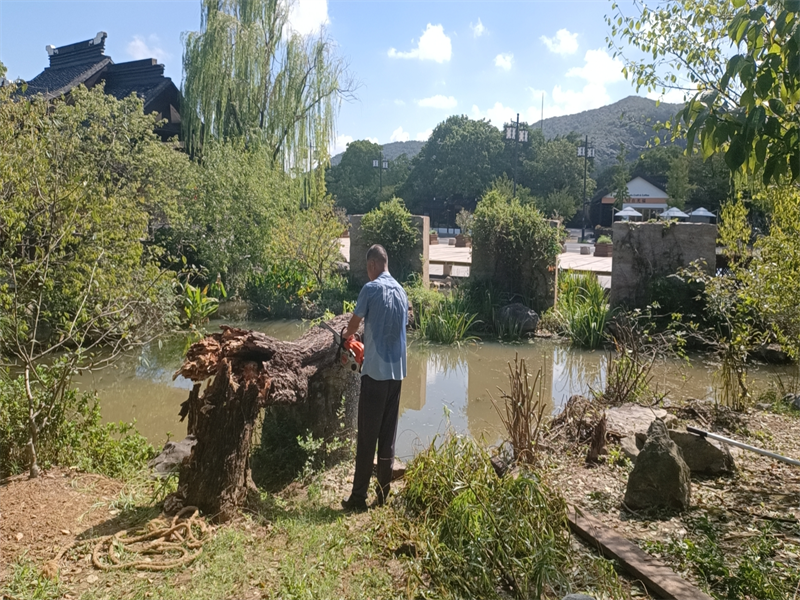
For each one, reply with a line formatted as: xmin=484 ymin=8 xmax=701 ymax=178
xmin=79 ymin=320 xmax=795 ymax=461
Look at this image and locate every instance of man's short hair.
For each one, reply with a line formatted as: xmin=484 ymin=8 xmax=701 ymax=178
xmin=366 ymin=244 xmax=388 ymax=266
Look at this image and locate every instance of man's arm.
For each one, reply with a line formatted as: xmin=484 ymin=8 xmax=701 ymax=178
xmin=343 ymin=314 xmax=362 ymax=339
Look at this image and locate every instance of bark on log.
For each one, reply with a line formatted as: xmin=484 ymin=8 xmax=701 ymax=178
xmin=171 ymin=315 xmax=360 ymax=522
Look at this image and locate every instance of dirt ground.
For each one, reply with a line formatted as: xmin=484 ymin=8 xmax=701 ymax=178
xmin=549 ymin=402 xmax=800 ymax=597
xmin=1 ymin=470 xmax=123 ymax=573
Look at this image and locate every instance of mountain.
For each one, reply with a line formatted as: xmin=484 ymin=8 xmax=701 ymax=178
xmin=330 ymin=140 xmax=424 ymax=166
xmin=535 ymin=95 xmax=685 ymax=169
xmin=331 ymin=96 xmax=684 ymax=170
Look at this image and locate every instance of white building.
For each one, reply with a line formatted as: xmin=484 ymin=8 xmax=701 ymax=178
xmin=603 ymin=176 xmax=669 ymax=221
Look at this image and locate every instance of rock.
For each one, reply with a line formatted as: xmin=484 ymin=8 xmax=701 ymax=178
xmin=491 ymin=455 xmax=510 ymax=478
xmin=753 ymin=343 xmax=792 ymax=364
xmin=497 ymin=303 xmax=539 ymax=334
xmin=624 ymin=419 xmax=691 ymax=512
xmin=605 ymin=403 xmax=677 ymax=439
xmin=334 ymin=261 xmax=350 ymax=275
xmin=619 ymin=436 xmax=640 ymax=462
xmin=667 ymin=429 xmax=736 ymax=475
xmin=562 ymin=595 xmax=596 ymax=600
xmin=372 ymin=457 xmax=406 ymax=481
xmin=149 ymin=435 xmax=197 ymax=478
xmin=784 ymin=393 xmax=800 ymax=411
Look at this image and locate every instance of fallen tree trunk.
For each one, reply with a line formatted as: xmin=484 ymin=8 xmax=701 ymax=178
xmin=170 ymin=315 xmax=360 ymax=521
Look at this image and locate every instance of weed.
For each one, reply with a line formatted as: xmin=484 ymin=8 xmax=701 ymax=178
xmin=417 ymin=292 xmax=480 ymax=344
xmin=0 ymin=557 xmax=63 ymax=600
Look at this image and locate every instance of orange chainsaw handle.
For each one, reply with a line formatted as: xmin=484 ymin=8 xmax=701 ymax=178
xmin=343 ymin=335 xmax=364 ymax=365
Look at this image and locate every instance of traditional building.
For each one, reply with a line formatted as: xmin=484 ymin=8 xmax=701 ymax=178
xmin=22 ymin=32 xmax=181 ymax=140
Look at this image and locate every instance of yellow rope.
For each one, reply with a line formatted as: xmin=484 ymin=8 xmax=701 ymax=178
xmin=50 ymin=506 xmax=210 ymax=574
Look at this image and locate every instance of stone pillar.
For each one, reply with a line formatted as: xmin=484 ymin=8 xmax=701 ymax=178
xmin=349 ymin=214 xmax=429 ymax=287
xmin=610 ymin=222 xmax=717 ymax=308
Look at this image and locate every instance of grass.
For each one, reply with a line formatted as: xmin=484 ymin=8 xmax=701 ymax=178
xmin=641 ymin=516 xmax=800 ymax=600
xmin=405 ymin=278 xmax=480 ymax=344
xmin=555 ymin=273 xmax=611 ymax=349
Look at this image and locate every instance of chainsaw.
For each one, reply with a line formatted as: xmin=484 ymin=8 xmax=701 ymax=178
xmin=319 ymin=322 xmax=364 ymax=373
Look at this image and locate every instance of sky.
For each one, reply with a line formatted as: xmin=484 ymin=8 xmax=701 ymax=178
xmin=0 ymin=0 xmax=685 ymax=156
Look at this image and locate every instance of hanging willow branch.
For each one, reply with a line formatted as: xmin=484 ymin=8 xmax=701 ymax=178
xmin=181 ymin=0 xmax=355 ymax=168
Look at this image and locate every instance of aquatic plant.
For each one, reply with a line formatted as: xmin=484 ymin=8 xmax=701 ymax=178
xmin=416 ymin=292 xmax=479 ymax=345
xmin=555 ymin=272 xmax=611 ymax=349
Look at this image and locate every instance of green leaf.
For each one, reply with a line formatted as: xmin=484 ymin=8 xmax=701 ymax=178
xmin=724 ymin=136 xmax=748 ymax=171
xmin=768 ymin=98 xmax=787 ymax=117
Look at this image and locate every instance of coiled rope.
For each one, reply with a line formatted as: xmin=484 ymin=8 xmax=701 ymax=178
xmin=50 ymin=506 xmax=210 ymax=574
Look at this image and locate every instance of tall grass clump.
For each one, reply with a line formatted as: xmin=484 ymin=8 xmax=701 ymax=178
xmin=405 ymin=278 xmax=479 ymax=344
xmin=400 ymin=435 xmax=621 ymax=599
xmin=555 ymin=273 xmax=611 ymax=349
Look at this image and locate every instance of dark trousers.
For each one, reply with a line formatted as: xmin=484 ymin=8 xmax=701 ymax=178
xmin=350 ymin=375 xmax=402 ymax=501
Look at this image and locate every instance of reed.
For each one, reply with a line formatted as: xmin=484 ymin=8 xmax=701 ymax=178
xmin=555 ymin=273 xmax=611 ymax=349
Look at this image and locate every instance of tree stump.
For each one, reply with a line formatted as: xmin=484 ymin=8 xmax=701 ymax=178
xmin=171 ymin=315 xmax=360 ymax=521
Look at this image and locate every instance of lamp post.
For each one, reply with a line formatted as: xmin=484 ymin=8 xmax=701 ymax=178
xmin=372 ymin=151 xmax=389 ymax=195
xmin=577 ymin=136 xmax=595 ymax=242
xmin=505 ymin=113 xmax=528 ymax=197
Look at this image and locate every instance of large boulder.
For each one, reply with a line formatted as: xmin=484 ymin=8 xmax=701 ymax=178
xmin=497 ymin=303 xmax=539 ymax=334
xmin=624 ymin=420 xmax=691 ymax=512
xmin=605 ymin=404 xmax=677 ymax=439
xmin=667 ymin=429 xmax=735 ymax=475
xmin=149 ymin=435 xmax=197 ymax=478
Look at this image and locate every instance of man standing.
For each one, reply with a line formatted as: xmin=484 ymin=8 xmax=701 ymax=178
xmin=341 ymin=244 xmax=408 ymax=512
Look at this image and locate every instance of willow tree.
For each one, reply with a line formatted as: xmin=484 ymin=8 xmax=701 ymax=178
xmin=182 ymin=0 xmax=352 ymax=170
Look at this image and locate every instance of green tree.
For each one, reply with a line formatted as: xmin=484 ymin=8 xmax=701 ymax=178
xmin=611 ymin=144 xmax=631 ymax=208
xmin=360 ymin=198 xmax=420 ymax=281
xmin=182 ymin=0 xmax=353 ymax=170
xmin=524 ymin=137 xmax=594 ymax=204
xmin=0 ymin=85 xmax=179 ymax=477
xmin=608 ymin=0 xmax=800 ymax=183
xmin=400 ymin=116 xmax=504 ymax=216
xmin=538 ymin=189 xmax=579 ymax=221
xmin=325 ymin=140 xmax=409 ymax=214
xmin=632 ymin=145 xmax=683 ymax=179
xmin=0 ymin=59 xmax=6 ymax=79
xmin=667 ymin=155 xmax=694 ymax=209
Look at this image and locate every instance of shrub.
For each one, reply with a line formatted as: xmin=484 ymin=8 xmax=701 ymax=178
xmin=455 ymin=208 xmax=473 ymax=238
xmin=401 ymin=435 xmax=621 ymax=599
xmin=360 ymin=198 xmax=420 ymax=281
xmin=0 ymin=366 xmax=154 ymax=479
xmin=471 ymin=189 xmax=563 ymax=312
xmin=555 ymin=273 xmax=611 ymax=349
xmin=596 ymin=235 xmax=612 ymax=244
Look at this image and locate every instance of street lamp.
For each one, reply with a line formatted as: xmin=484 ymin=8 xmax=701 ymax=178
xmin=505 ymin=113 xmax=529 ymax=197
xmin=372 ymin=151 xmax=389 ymax=194
xmin=577 ymin=136 xmax=595 ymax=242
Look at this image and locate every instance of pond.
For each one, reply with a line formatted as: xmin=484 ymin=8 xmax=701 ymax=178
xmin=77 ymin=319 xmax=795 ymax=461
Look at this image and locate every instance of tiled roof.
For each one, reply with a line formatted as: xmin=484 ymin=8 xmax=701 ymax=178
xmin=24 ymin=57 xmax=112 ymax=99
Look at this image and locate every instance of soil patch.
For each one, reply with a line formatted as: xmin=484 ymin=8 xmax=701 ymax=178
xmin=1 ymin=468 xmax=122 ymax=579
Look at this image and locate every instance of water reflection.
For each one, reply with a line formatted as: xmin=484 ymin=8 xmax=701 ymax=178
xmin=82 ymin=321 xmax=797 ymax=458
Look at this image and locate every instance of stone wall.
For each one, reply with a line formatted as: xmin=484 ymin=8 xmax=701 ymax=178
xmin=610 ymin=222 xmax=717 ymax=308
xmin=349 ymin=214 xmax=429 ymax=287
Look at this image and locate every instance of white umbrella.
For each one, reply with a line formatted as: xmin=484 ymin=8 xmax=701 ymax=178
xmin=615 ymin=207 xmax=643 ymax=219
xmin=660 ymin=207 xmax=689 ymax=219
xmin=689 ymin=207 xmax=716 ymax=218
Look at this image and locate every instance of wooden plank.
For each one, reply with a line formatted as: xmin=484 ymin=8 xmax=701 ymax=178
xmin=568 ymin=510 xmax=713 ymax=600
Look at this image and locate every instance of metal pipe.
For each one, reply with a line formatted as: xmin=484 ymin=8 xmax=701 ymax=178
xmin=686 ymin=426 xmax=800 ymax=468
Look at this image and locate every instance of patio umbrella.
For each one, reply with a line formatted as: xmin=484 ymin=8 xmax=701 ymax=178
xmin=659 ymin=207 xmax=689 ymax=219
xmin=689 ymin=207 xmax=716 ymax=218
xmin=615 ymin=207 xmax=643 ymax=219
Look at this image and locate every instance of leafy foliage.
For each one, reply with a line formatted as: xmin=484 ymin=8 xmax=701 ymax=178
xmin=182 ymin=0 xmax=352 ymax=168
xmin=471 ymin=189 xmax=563 ymax=311
xmin=555 ymin=273 xmax=611 ymax=349
xmin=359 ymin=198 xmax=420 ymax=281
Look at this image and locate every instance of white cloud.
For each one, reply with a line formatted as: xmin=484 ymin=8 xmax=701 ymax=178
xmin=540 ymin=28 xmax=579 ymax=55
xmin=332 ymin=134 xmax=353 ymax=156
xmin=566 ymin=49 xmax=624 ymax=85
xmin=415 ymin=129 xmax=433 ymax=141
xmin=390 ymin=126 xmax=410 ymax=142
xmin=471 ymin=102 xmax=529 ymax=128
xmin=494 ymin=53 xmax=514 ymax=71
xmin=388 ymin=24 xmax=452 ymax=63
xmin=126 ymin=35 xmax=171 ymax=62
xmin=287 ymin=0 xmax=329 ymax=36
xmin=367 ymin=137 xmax=379 ymax=144
xmin=470 ymin=19 xmax=486 ymax=38
xmin=394 ymin=99 xmax=406 ymax=106
xmin=418 ymin=95 xmax=457 ymax=109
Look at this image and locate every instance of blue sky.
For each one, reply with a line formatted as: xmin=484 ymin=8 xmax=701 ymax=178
xmin=0 ymin=0 xmax=682 ymax=155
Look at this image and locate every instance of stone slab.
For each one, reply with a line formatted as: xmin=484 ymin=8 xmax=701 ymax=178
xmin=604 ymin=404 xmax=677 ymax=439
